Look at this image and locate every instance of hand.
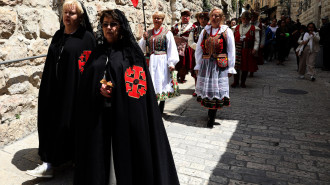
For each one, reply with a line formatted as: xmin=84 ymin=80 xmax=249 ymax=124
xmin=143 ymin=32 xmax=148 ymax=40
xmin=195 ymin=70 xmax=198 ymax=76
xmin=169 ymin=66 xmax=175 ymax=71
xmin=100 ymin=84 xmax=112 ymax=98
xmin=252 ymin=49 xmax=257 ymax=55
xmin=260 ymin=44 xmax=264 ymax=49
xmin=228 ymin=73 xmax=232 ymax=78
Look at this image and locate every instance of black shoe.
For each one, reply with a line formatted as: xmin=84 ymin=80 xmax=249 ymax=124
xmin=159 ymin=101 xmax=165 ymax=114
xmin=311 ymin=76 xmax=316 ymax=81
xmin=207 ymin=119 xmax=214 ymax=128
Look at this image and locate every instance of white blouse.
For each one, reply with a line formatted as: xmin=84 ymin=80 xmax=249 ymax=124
xmin=194 ymin=25 xmax=236 ymax=74
xmin=138 ymin=28 xmax=179 ymax=67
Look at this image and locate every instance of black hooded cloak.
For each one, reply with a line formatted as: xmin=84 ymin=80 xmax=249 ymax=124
xmin=74 ymin=9 xmax=179 ymax=185
xmin=38 ymin=24 xmax=96 ymax=165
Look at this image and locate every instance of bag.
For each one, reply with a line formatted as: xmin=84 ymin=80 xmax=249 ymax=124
xmin=174 ymin=36 xmax=188 ymax=56
xmin=215 ymin=53 xmax=228 ymax=68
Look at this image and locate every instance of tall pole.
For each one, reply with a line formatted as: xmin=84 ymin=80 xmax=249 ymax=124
xmin=142 ymin=0 xmax=147 ymax=32
xmin=236 ymin=0 xmax=239 ymax=18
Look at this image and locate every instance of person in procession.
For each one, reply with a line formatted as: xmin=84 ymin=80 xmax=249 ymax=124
xmin=25 ymin=0 xmax=96 ymax=178
xmin=74 ymin=9 xmax=180 ymax=185
xmin=171 ymin=8 xmax=196 ymax=83
xmin=232 ymin=11 xmax=260 ymax=88
xmin=250 ymin=11 xmax=264 ymax=76
xmin=230 ymin=18 xmax=237 ymax=31
xmin=188 ymin=9 xmax=210 ymax=97
xmin=276 ymin=20 xmax=289 ymax=65
xmin=194 ymin=8 xmax=236 ymax=128
xmin=138 ymin=11 xmax=180 ymax=114
xmin=264 ymin=18 xmax=278 ymax=63
xmin=298 ymin=22 xmax=320 ymax=81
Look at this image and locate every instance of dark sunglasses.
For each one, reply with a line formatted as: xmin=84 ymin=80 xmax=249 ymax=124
xmin=200 ymin=17 xmax=209 ymax=21
xmin=102 ymin=22 xmax=119 ymax=28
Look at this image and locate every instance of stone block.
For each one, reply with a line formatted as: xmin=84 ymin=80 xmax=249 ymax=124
xmin=38 ymin=9 xmax=60 ymax=39
xmin=0 ymin=71 xmax=5 ymax=92
xmin=7 ymin=81 xmax=30 ymax=95
xmin=23 ymin=0 xmax=49 ymax=7
xmin=17 ymin=8 xmax=40 ymax=39
xmin=0 ymin=8 xmax=17 ymax=39
xmin=115 ymin=0 xmax=130 ymax=6
xmin=0 ymin=0 xmax=20 ymax=6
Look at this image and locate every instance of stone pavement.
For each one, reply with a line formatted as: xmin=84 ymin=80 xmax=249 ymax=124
xmin=1 ymin=51 xmax=330 ymax=185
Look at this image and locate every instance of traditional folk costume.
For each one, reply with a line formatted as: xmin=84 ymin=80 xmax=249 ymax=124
xmin=188 ymin=22 xmax=205 ymax=76
xmin=172 ymin=22 xmax=196 ymax=82
xmin=232 ymin=23 xmax=260 ymax=87
xmin=138 ymin=27 xmax=180 ymax=101
xmin=194 ymin=25 xmax=236 ymax=127
xmin=188 ymin=22 xmax=206 ymax=96
xmin=252 ymin=21 xmax=265 ymax=66
xmin=74 ymin=10 xmax=179 ymax=185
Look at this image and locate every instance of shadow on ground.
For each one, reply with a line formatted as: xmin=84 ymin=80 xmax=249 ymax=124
xmin=12 ymin=148 xmax=74 ymax=185
xmin=165 ymin=52 xmax=330 ymax=184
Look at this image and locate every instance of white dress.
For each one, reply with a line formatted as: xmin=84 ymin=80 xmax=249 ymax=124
xmin=194 ymin=25 xmax=236 ymax=109
xmin=139 ymin=27 xmax=180 ymax=101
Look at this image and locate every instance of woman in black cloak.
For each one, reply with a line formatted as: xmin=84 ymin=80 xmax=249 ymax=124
xmin=26 ymin=0 xmax=96 ymax=178
xmin=74 ymin=9 xmax=180 ymax=185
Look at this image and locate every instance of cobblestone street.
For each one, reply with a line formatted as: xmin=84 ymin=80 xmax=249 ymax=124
xmin=1 ymin=51 xmax=330 ymax=185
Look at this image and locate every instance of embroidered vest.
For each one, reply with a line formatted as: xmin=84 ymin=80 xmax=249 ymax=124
xmin=193 ymin=26 xmax=204 ymax=43
xmin=146 ymin=27 xmax=168 ymax=55
xmin=234 ymin=25 xmax=255 ymax=49
xmin=172 ymin=23 xmax=195 ymax=37
xmin=201 ymin=28 xmax=228 ymax=58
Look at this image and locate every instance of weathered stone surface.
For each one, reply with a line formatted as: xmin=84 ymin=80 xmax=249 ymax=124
xmin=0 ymin=8 xmax=17 ymax=39
xmin=17 ymin=7 xmax=40 ymax=39
xmin=27 ymin=65 xmax=44 ymax=88
xmin=2 ymin=38 xmax=28 ymax=61
xmin=0 ymin=0 xmax=20 ymax=6
xmin=2 ymin=67 xmax=28 ymax=86
xmin=0 ymin=94 xmax=36 ymax=123
xmin=115 ymin=0 xmax=130 ymax=6
xmin=0 ymin=83 xmax=38 ymax=143
xmin=85 ymin=5 xmax=98 ymax=29
xmin=0 ymin=71 xmax=5 ymax=93
xmin=38 ymin=9 xmax=60 ymax=39
xmin=7 ymin=81 xmax=30 ymax=95
xmin=23 ymin=0 xmax=49 ymax=7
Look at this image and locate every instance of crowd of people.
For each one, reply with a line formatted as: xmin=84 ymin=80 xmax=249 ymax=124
xmin=24 ymin=0 xmax=329 ymax=184
xmin=227 ymin=13 xmax=330 ymax=81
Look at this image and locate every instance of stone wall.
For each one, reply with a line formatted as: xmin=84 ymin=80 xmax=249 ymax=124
xmin=0 ymin=0 xmax=234 ymax=147
xmin=298 ymin=0 xmax=330 ymax=28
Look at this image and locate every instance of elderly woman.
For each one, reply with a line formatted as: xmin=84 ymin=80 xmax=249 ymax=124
xmin=138 ymin=11 xmax=179 ymax=114
xmin=188 ymin=10 xmax=209 ymax=96
xmin=74 ymin=9 xmax=180 ymax=185
xmin=232 ymin=11 xmax=260 ymax=88
xmin=194 ymin=8 xmax=236 ymax=128
xmin=26 ymin=0 xmax=95 ymax=178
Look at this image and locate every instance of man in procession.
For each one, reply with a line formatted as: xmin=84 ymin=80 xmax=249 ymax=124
xmin=171 ymin=8 xmax=196 ymax=83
